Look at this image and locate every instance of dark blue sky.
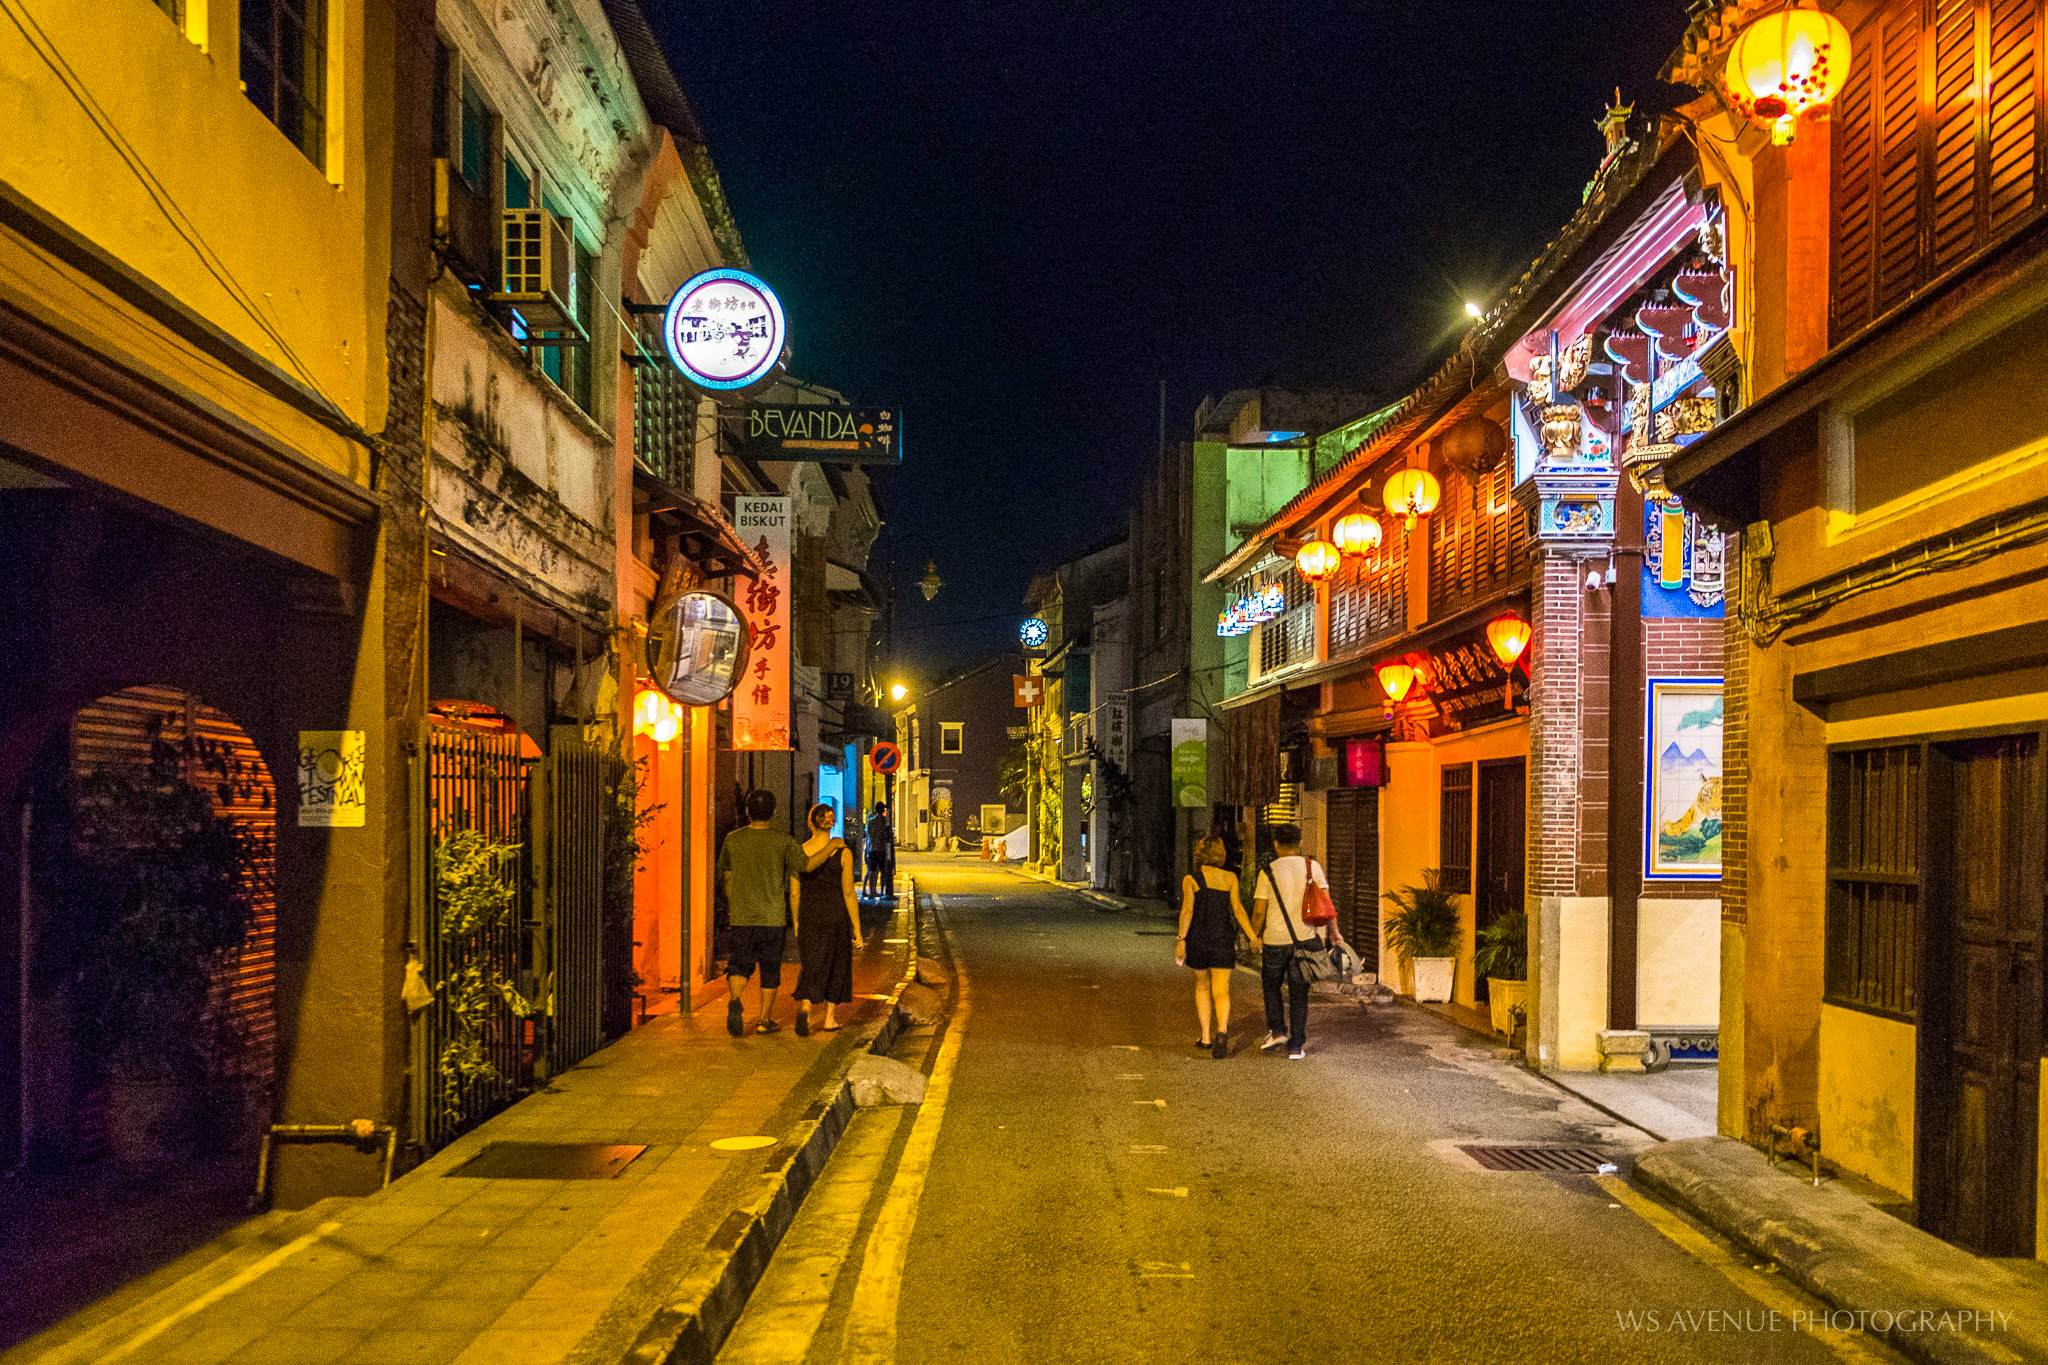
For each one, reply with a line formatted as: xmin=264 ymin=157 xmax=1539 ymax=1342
xmin=657 ymin=2 xmax=1689 ymax=675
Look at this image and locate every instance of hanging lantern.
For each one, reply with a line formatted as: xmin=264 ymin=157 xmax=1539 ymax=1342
xmin=918 ymin=559 xmax=944 ymax=602
xmin=1382 ymin=468 xmax=1441 ymax=529
xmin=1436 ymin=414 xmax=1509 ymax=475
xmin=651 ymin=711 xmax=680 ymax=745
xmin=1486 ymin=613 xmax=1532 ymax=670
xmin=1294 ymin=539 xmax=1341 ymax=583
xmin=634 ymin=688 xmax=664 ymax=733
xmin=1332 ymin=512 xmax=1383 ymax=559
xmin=1723 ymin=5 xmax=1853 ymax=146
xmin=1375 ymin=660 xmax=1419 ymax=705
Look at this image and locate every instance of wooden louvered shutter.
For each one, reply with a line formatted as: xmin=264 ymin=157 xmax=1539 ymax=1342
xmin=1833 ymin=0 xmax=2047 ymax=345
xmin=1931 ymin=0 xmax=1984 ymax=272
xmin=1987 ymin=0 xmax=2044 ymax=237
xmin=1833 ymin=7 xmax=1881 ymax=338
xmin=1874 ymin=2 xmax=1927 ymax=313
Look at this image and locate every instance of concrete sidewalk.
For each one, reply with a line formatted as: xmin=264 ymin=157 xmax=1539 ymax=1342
xmin=7 ymin=903 xmax=925 ymax=1365
xmin=1636 ymin=1136 xmax=2048 ymax=1364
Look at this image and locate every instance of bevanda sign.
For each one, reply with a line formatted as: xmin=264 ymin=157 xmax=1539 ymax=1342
xmin=663 ymin=268 xmax=787 ymax=393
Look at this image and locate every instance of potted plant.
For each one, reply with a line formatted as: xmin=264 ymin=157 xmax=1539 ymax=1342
xmin=1474 ymin=908 xmax=1529 ymax=1039
xmin=1385 ymin=871 xmax=1461 ymax=1004
xmin=57 ymin=744 xmax=255 ymax=1161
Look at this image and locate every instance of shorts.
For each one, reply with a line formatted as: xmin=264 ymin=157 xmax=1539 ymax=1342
xmin=726 ymin=925 xmax=787 ymax=989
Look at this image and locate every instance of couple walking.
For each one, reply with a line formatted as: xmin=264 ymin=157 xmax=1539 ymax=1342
xmin=1176 ymin=822 xmax=1335 ymax=1061
xmin=715 ymin=789 xmax=864 ymax=1038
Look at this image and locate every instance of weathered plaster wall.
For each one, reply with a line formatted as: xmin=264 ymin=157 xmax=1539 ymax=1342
xmin=1636 ymin=898 xmax=1718 ymax=1027
xmin=1818 ymin=1003 xmax=1916 ymax=1199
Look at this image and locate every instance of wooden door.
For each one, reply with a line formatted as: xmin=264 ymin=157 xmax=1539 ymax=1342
xmin=1474 ymin=760 xmax=1528 ymax=1003
xmin=1921 ymin=733 xmax=2043 ymax=1255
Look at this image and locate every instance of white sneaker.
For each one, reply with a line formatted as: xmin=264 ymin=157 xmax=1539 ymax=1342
xmin=1259 ymin=1033 xmax=1285 ymax=1052
xmin=1287 ymin=1047 xmax=1307 ymax=1061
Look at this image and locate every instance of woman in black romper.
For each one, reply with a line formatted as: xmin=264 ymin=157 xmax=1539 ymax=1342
xmin=794 ymin=803 xmax=862 ymax=1035
xmin=1177 ymin=834 xmax=1259 ymax=1058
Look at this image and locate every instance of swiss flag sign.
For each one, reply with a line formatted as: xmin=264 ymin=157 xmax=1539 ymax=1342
xmin=1013 ymin=674 xmax=1043 ymax=709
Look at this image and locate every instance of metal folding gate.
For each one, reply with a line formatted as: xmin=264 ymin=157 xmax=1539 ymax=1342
xmin=1325 ymin=787 xmax=1380 ymax=977
xmin=418 ymin=720 xmax=531 ymax=1153
xmin=537 ymin=736 xmax=619 ymax=1076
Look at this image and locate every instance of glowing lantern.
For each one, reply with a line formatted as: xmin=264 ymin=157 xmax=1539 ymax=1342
xmin=1723 ymin=6 xmax=1852 ymax=146
xmin=1332 ymin=512 xmax=1383 ymax=559
xmin=1486 ymin=613 xmax=1532 ymax=669
xmin=1486 ymin=612 xmax=1533 ymax=713
xmin=635 ymin=688 xmax=664 ymax=732
xmin=651 ymin=711 xmax=680 ymax=745
xmin=1382 ymin=468 xmax=1441 ymax=529
xmin=1375 ymin=660 xmax=1418 ymax=705
xmin=1294 ymin=539 xmax=1341 ymax=583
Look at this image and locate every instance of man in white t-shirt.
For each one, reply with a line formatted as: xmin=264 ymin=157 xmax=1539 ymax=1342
xmin=1252 ymin=823 xmax=1329 ymax=1059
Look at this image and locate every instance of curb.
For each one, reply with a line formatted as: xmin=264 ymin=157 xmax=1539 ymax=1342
xmin=622 ymin=890 xmax=938 ymax=1365
xmin=1631 ymin=1138 xmax=2044 ymax=1365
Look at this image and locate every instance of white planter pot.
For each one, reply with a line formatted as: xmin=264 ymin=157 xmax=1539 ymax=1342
xmin=1488 ymin=978 xmax=1529 ymax=1038
xmin=1412 ymin=956 xmax=1456 ymax=1003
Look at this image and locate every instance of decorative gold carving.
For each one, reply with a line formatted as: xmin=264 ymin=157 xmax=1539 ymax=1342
xmin=1541 ymin=403 xmax=1583 ymax=461
xmin=1655 ymin=395 xmax=1717 ymax=443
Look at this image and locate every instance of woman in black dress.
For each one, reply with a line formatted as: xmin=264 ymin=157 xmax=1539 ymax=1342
xmin=794 ymin=803 xmax=863 ymax=1036
xmin=1177 ymin=834 xmax=1258 ymax=1058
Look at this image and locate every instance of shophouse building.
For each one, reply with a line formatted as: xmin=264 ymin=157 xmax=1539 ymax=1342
xmin=1664 ymin=0 xmax=2048 ymax=1260
xmin=894 ymin=657 xmax=1020 ymax=853
xmin=1210 ymin=100 xmax=1748 ymax=1077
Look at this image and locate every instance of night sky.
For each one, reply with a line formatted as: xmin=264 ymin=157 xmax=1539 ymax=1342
xmin=657 ymin=2 xmax=1689 ymax=678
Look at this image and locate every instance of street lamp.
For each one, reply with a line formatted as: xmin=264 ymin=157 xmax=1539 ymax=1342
xmin=889 ymin=681 xmax=909 ymax=703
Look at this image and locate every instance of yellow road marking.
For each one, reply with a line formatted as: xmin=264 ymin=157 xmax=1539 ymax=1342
xmin=96 ymin=1219 xmax=343 ymax=1363
xmin=1594 ymin=1175 xmax=1893 ymax=1363
xmin=840 ymin=926 xmax=971 ymax=1363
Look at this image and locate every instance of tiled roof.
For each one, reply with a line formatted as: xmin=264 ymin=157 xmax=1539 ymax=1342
xmin=598 ymin=0 xmax=705 ymax=144
xmin=1662 ymin=0 xmax=1776 ymax=89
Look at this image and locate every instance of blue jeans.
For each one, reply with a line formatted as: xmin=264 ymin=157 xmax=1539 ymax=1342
xmin=1261 ymin=945 xmax=1307 ymax=1049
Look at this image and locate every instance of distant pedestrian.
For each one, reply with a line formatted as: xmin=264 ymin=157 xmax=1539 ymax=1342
xmin=863 ymin=801 xmax=896 ymax=899
xmin=793 ymin=803 xmax=864 ymax=1035
xmin=715 ymin=788 xmax=808 ymax=1037
xmin=1177 ymin=835 xmax=1258 ymax=1059
xmin=1252 ymin=823 xmax=1331 ymax=1060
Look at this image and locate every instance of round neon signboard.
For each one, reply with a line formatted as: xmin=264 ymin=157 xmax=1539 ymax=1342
xmin=1019 ymin=617 xmax=1050 ymax=648
xmin=662 ymin=268 xmax=788 ymax=393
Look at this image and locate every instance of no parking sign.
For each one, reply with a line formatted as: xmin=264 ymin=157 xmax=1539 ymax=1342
xmin=869 ymin=741 xmax=901 ymax=774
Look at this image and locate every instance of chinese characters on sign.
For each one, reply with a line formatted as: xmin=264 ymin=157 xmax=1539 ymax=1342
xmin=1100 ymin=694 xmax=1129 ymax=771
xmin=662 ymin=268 xmax=787 ymax=393
xmin=297 ymin=730 xmax=366 ymax=827
xmin=732 ymin=495 xmax=792 ymax=750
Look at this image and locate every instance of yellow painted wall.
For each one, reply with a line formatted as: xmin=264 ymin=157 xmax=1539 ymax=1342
xmin=1548 ymin=896 xmax=1609 ymax=1071
xmin=1818 ymin=1004 xmax=1916 ymax=1200
xmin=0 ymin=0 xmax=387 ymax=463
xmin=1379 ymin=742 xmax=1436 ymax=995
xmin=1719 ymin=921 xmax=1745 ymax=1138
xmin=1637 ymin=898 xmax=1719 ymax=1026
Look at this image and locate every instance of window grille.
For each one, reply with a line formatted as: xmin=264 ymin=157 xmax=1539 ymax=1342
xmin=1825 ymin=744 xmax=1922 ymax=1018
xmin=1439 ymin=764 xmax=1474 ymax=894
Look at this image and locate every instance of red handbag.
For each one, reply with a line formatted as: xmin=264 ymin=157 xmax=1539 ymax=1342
xmin=1303 ymin=861 xmax=1339 ymax=926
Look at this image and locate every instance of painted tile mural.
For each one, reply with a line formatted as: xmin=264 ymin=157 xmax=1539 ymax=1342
xmin=1645 ymin=678 xmax=1722 ymax=879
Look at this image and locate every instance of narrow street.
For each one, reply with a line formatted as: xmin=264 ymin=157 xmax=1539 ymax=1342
xmin=723 ymin=858 xmax=1888 ymax=1365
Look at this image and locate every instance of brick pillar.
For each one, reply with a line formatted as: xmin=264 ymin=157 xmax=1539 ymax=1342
xmin=1719 ymin=537 xmax=1750 ymax=1138
xmin=1526 ymin=549 xmax=1588 ymax=1068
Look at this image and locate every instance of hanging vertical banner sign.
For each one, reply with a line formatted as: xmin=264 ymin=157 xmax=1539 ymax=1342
xmin=1171 ymin=719 xmax=1208 ymax=809
xmin=732 ymin=495 xmax=793 ymax=750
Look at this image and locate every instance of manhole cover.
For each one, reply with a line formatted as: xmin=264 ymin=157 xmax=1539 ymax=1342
xmin=1457 ymin=1144 xmax=1609 ymax=1173
xmin=448 ymin=1142 xmax=647 ymax=1180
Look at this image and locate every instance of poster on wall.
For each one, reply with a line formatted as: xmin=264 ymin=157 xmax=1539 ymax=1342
xmin=732 ymin=495 xmax=792 ymax=750
xmin=1171 ymin=718 xmax=1208 ymax=809
xmin=1645 ymin=677 xmax=1723 ymax=880
xmin=297 ymin=730 xmax=366 ymax=828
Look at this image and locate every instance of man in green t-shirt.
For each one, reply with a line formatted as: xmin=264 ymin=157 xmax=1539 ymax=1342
xmin=715 ymin=788 xmax=819 ymax=1036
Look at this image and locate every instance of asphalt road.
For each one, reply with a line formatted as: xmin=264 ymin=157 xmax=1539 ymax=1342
xmin=722 ymin=859 xmax=1892 ymax=1365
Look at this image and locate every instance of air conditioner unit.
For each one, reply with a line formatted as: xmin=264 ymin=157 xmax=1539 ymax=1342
xmin=492 ymin=207 xmax=584 ymax=339
xmin=432 ymin=158 xmax=495 ymax=283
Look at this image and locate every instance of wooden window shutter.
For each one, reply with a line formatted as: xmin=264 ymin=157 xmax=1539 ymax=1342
xmin=1833 ymin=8 xmax=1881 ymax=337
xmin=1987 ymin=0 xmax=2044 ymax=238
xmin=1833 ymin=0 xmax=2047 ymax=346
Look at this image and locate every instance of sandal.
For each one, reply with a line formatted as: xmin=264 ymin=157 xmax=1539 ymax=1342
xmin=754 ymin=1020 xmax=781 ymax=1035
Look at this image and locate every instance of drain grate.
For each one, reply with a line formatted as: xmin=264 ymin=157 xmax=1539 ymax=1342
xmin=1458 ymin=1144 xmax=1609 ymax=1173
xmin=448 ymin=1141 xmax=647 ymax=1180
